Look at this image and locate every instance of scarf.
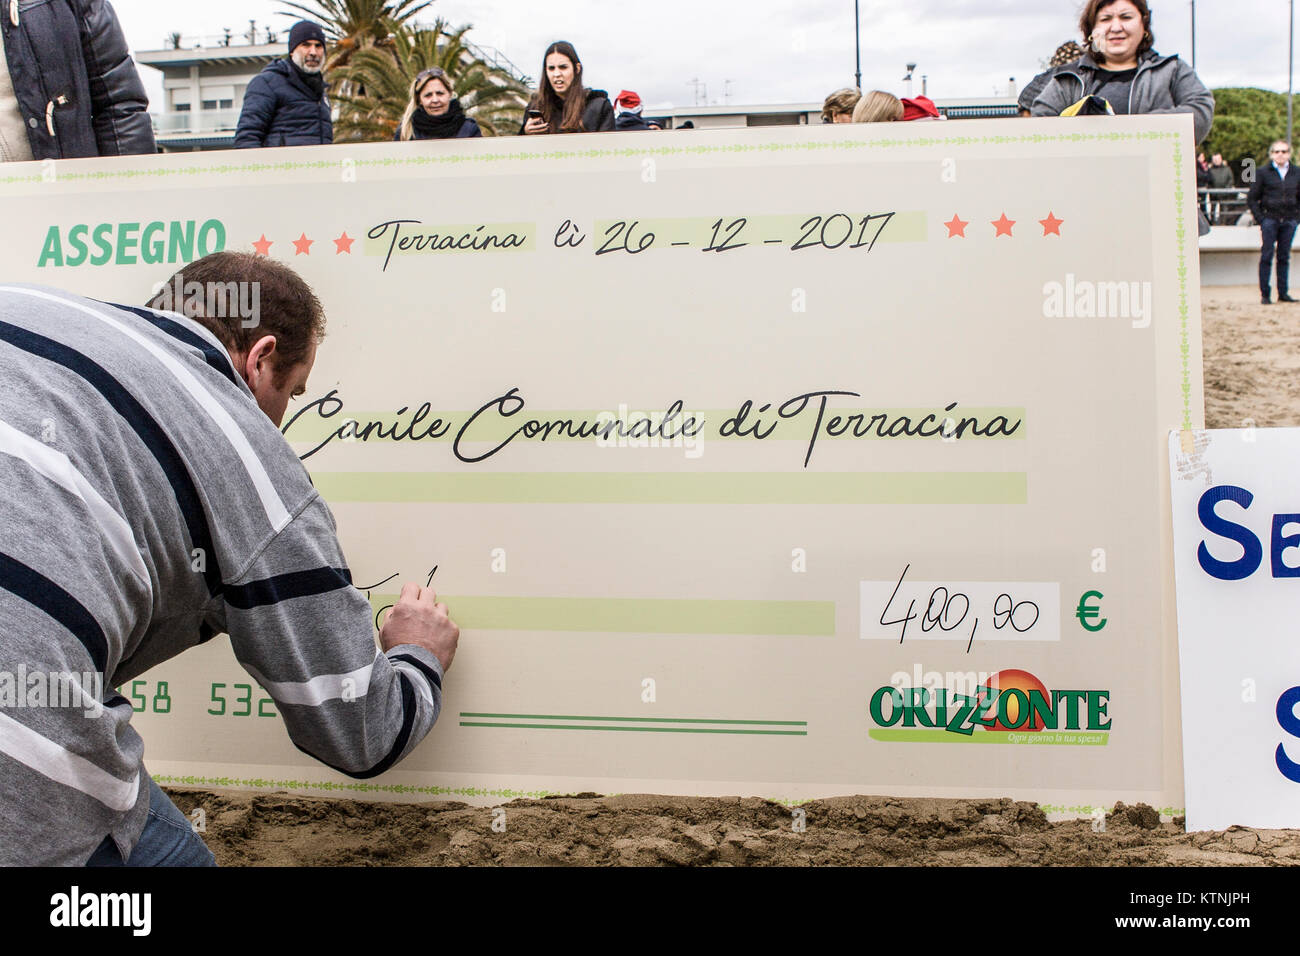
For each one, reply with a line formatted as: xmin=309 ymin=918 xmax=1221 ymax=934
xmin=412 ymin=98 xmax=467 ymax=139
xmin=290 ymin=59 xmax=325 ymax=99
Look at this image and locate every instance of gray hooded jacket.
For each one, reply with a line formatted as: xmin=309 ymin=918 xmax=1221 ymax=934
xmin=1030 ymin=49 xmax=1214 ymax=145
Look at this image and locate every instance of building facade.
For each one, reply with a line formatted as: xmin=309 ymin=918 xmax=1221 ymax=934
xmin=136 ymin=37 xmax=281 ymax=152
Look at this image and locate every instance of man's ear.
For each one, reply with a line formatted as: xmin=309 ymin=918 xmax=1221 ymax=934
xmin=243 ymin=334 xmax=279 ymax=392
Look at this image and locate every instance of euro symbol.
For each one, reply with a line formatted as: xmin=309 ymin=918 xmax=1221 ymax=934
xmin=1076 ymin=590 xmax=1106 ymax=632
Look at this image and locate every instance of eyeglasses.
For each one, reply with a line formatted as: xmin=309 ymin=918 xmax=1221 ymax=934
xmin=416 ymin=68 xmax=447 ymax=82
xmin=1274 ymin=147 xmax=1291 ymax=153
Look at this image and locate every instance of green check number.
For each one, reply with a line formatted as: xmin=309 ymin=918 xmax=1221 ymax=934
xmin=208 ymin=682 xmax=276 ymax=718
xmin=114 ymin=680 xmax=172 ymax=714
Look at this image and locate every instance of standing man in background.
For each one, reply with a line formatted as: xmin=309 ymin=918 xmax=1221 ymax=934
xmin=1248 ymin=141 xmax=1300 ymax=304
xmin=0 ymin=0 xmax=155 ymax=161
xmin=235 ymin=20 xmax=332 ymax=148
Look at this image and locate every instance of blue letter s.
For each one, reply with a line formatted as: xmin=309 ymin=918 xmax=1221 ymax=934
xmin=1197 ymin=486 xmax=1263 ymax=581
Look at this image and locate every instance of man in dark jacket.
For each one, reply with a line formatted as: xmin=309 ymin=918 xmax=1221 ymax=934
xmin=0 ymin=0 xmax=154 ymax=161
xmin=234 ymin=21 xmax=332 ymax=149
xmin=1248 ymin=141 xmax=1300 ymax=304
xmin=1208 ymin=154 xmax=1235 ymax=189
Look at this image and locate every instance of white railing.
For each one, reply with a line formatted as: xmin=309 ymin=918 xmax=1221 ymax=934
xmin=157 ymin=31 xmax=280 ymax=50
xmin=151 ymin=109 xmax=241 ymax=135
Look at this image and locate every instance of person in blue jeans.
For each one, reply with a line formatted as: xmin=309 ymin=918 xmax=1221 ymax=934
xmin=1248 ymin=141 xmax=1300 ymax=304
xmin=86 ymin=778 xmax=215 ymax=866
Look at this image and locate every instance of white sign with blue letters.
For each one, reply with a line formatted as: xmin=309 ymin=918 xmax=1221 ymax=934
xmin=1169 ymin=429 xmax=1300 ymax=831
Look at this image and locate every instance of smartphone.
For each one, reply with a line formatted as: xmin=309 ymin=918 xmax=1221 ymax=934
xmin=526 ymin=109 xmax=543 ymax=120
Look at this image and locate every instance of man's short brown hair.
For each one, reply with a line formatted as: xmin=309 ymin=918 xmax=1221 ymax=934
xmin=146 ymin=251 xmax=325 ymax=384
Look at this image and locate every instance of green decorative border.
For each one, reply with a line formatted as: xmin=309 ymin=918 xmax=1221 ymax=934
xmin=85 ymin=130 xmax=1191 ymax=810
xmin=1041 ymin=804 xmax=1185 ymax=817
xmin=1172 ymin=136 xmax=1192 ymax=431
xmin=152 ymin=773 xmax=554 ymax=800
xmin=0 ymin=130 xmax=1181 ymax=185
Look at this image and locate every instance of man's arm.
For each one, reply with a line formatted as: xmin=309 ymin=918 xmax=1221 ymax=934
xmin=1029 ymin=74 xmax=1078 ymax=118
xmin=1138 ymin=62 xmax=1214 ymax=145
xmin=75 ymin=0 xmax=156 ymax=155
xmin=234 ymin=74 xmax=275 ymax=148
xmin=216 ymin=494 xmax=457 ymax=777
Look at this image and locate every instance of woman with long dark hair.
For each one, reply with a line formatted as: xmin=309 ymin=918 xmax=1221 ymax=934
xmin=520 ymin=41 xmax=614 ymax=134
xmin=396 ymin=67 xmax=482 ymax=140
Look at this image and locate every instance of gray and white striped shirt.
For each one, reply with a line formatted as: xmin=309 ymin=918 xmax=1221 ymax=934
xmin=0 ymin=285 xmax=443 ymax=865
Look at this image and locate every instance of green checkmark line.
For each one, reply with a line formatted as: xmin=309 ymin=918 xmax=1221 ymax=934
xmin=459 ymin=722 xmax=807 ymax=735
xmin=459 ymin=712 xmax=807 ymax=726
xmin=316 ymin=471 xmax=1027 ymax=504
xmin=369 ymin=594 xmax=836 ymax=636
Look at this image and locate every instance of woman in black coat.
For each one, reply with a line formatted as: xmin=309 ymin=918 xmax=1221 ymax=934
xmin=520 ymin=41 xmax=614 ymax=135
xmin=395 ymin=67 xmax=482 ymax=141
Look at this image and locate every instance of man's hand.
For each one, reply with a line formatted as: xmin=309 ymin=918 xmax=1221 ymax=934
xmin=379 ymin=582 xmax=459 ymax=672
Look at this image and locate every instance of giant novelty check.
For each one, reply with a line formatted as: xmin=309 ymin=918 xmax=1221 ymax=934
xmin=0 ymin=116 xmax=1202 ymax=813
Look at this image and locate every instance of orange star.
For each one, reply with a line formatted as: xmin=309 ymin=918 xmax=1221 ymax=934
xmin=944 ymin=214 xmax=968 ymax=238
xmin=333 ymin=231 xmax=355 ymax=254
xmin=292 ymin=233 xmax=314 ymax=255
xmin=992 ymin=213 xmax=1016 ymax=237
xmin=1039 ymin=212 xmax=1064 ymax=236
xmin=251 ymin=234 xmax=272 ymax=256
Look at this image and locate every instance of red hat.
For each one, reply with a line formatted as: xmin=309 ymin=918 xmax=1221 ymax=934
xmin=901 ymin=95 xmax=940 ymax=121
xmin=615 ymin=90 xmax=643 ymax=113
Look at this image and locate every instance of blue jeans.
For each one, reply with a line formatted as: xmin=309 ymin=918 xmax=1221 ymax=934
xmin=85 ymin=777 xmax=216 ymax=866
xmin=1260 ymin=217 xmax=1299 ymax=297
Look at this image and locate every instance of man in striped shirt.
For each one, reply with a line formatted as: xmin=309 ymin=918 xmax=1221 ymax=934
xmin=0 ymin=252 xmax=459 ymax=866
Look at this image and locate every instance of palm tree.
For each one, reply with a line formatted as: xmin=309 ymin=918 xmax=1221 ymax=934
xmin=276 ymin=0 xmax=433 ymax=69
xmin=332 ymin=19 xmax=528 ymax=141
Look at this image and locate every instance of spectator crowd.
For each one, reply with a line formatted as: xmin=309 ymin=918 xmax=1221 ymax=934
xmin=0 ymin=0 xmax=1292 ymax=266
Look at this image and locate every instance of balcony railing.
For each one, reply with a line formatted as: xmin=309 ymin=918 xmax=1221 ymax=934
xmin=151 ymin=109 xmax=240 ymax=136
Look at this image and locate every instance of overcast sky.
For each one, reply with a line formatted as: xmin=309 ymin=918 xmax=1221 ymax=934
xmin=116 ymin=0 xmax=1293 ymax=110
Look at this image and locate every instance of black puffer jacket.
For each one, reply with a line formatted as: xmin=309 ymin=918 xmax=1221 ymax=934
xmin=0 ymin=0 xmax=155 ymax=159
xmin=519 ymin=88 xmax=614 ymax=134
xmin=234 ymin=58 xmax=332 ymax=148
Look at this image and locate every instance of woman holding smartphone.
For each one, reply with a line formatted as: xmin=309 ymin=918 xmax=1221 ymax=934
xmin=395 ymin=67 xmax=483 ymax=140
xmin=520 ymin=41 xmax=614 ymax=134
